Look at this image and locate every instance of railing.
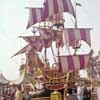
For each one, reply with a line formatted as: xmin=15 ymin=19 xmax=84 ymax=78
xmin=32 ymin=97 xmax=50 ymax=100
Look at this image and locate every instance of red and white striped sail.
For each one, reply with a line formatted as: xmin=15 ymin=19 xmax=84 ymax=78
xmin=43 ymin=0 xmax=75 ymax=19
xmin=27 ymin=8 xmax=44 ymax=29
xmin=59 ymin=54 xmax=90 ymax=72
xmin=38 ymin=28 xmax=91 ymax=47
xmin=63 ymin=28 xmax=91 ymax=46
xmin=26 ymin=8 xmax=63 ymax=29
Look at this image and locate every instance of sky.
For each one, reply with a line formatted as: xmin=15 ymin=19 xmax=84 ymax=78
xmin=0 ymin=0 xmax=100 ymax=80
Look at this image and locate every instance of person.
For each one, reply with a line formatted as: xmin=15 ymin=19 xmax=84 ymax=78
xmin=67 ymin=89 xmax=78 ymax=100
xmin=15 ymin=85 xmax=23 ymax=100
xmin=77 ymin=84 xmax=83 ymax=100
xmin=97 ymin=87 xmax=100 ymax=100
xmin=83 ymin=86 xmax=89 ymax=100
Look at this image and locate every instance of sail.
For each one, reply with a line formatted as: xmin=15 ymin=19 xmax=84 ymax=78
xmin=19 ymin=36 xmax=43 ymax=51
xmin=26 ymin=8 xmax=64 ymax=29
xmin=26 ymin=0 xmax=75 ymax=29
xmin=43 ymin=0 xmax=75 ymax=19
xmin=26 ymin=51 xmax=44 ymax=68
xmin=10 ymin=69 xmax=36 ymax=85
xmin=59 ymin=54 xmax=90 ymax=72
xmin=38 ymin=28 xmax=64 ymax=47
xmin=20 ymin=34 xmax=53 ymax=48
xmin=11 ymin=44 xmax=33 ymax=57
xmin=27 ymin=8 xmax=44 ymax=29
xmin=0 ymin=73 xmax=8 ymax=84
xmin=63 ymin=28 xmax=91 ymax=46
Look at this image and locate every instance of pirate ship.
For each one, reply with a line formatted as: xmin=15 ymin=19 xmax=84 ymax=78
xmin=12 ymin=0 xmax=92 ymax=99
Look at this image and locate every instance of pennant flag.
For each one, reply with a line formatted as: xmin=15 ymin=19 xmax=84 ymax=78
xmin=26 ymin=8 xmax=44 ymax=29
xmin=59 ymin=54 xmax=90 ymax=72
xmin=43 ymin=0 xmax=75 ymax=19
xmin=63 ymin=28 xmax=91 ymax=46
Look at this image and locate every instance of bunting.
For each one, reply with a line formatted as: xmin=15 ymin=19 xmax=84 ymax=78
xmin=43 ymin=0 xmax=75 ymax=19
xmin=59 ymin=54 xmax=90 ymax=72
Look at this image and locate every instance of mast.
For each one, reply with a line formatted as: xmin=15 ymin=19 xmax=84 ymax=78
xmin=73 ymin=1 xmax=82 ymax=55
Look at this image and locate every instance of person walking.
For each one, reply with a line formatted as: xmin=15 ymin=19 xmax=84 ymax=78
xmin=77 ymin=84 xmax=83 ymax=100
xmin=97 ymin=87 xmax=100 ymax=100
xmin=15 ymin=85 xmax=23 ymax=100
xmin=83 ymin=86 xmax=89 ymax=100
xmin=67 ymin=89 xmax=78 ymax=100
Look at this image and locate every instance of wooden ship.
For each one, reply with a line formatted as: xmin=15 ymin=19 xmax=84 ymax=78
xmin=12 ymin=0 xmax=92 ymax=99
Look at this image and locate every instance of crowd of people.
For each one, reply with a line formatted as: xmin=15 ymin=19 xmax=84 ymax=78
xmin=67 ymin=84 xmax=92 ymax=100
xmin=0 ymin=82 xmax=46 ymax=100
xmin=0 ymin=83 xmax=100 ymax=100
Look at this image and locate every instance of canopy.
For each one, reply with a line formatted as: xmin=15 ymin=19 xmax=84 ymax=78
xmin=0 ymin=73 xmax=8 ymax=84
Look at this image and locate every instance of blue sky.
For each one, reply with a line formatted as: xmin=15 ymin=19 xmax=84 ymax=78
xmin=0 ymin=0 xmax=100 ymax=80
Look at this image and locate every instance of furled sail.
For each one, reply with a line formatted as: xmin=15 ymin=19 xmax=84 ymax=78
xmin=11 ymin=44 xmax=32 ymax=57
xmin=19 ymin=34 xmax=53 ymax=48
xmin=19 ymin=36 xmax=43 ymax=52
xmin=26 ymin=51 xmax=44 ymax=68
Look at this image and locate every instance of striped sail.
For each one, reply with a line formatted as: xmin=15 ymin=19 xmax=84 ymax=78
xmin=38 ymin=28 xmax=91 ymax=47
xmin=43 ymin=0 xmax=75 ymax=19
xmin=63 ymin=28 xmax=91 ymax=46
xmin=26 ymin=8 xmax=63 ymax=28
xmin=27 ymin=8 xmax=44 ymax=29
xmin=59 ymin=54 xmax=90 ymax=72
